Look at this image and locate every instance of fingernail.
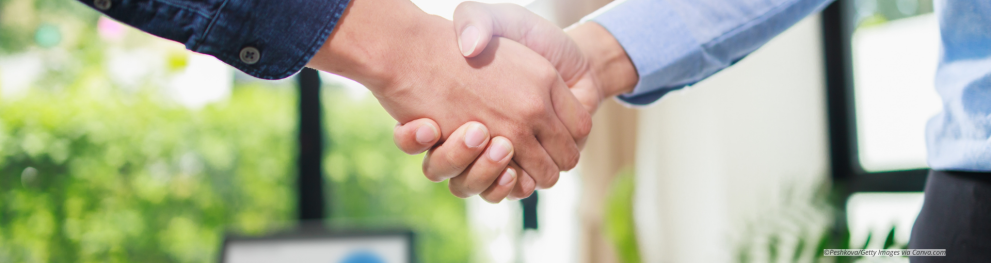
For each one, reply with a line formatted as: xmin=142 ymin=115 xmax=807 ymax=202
xmin=459 ymin=25 xmax=480 ymax=56
xmin=487 ymin=137 xmax=512 ymax=162
xmin=498 ymin=168 xmax=516 ymax=186
xmin=415 ymin=125 xmax=437 ymax=144
xmin=464 ymin=123 xmax=487 ymax=148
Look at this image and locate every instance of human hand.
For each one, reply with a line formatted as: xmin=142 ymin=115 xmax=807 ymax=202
xmin=393 ymin=119 xmax=525 ymax=203
xmin=394 ymin=2 xmax=641 ymax=203
xmin=452 ymin=2 xmax=639 ymax=107
xmin=305 ymin=0 xmax=593 ymax=201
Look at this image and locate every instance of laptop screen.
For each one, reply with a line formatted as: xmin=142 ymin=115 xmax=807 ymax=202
xmin=222 ymin=232 xmax=412 ymax=263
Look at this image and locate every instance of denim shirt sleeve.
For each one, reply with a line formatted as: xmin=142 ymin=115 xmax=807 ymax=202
xmin=76 ymin=0 xmax=351 ymax=80
xmin=589 ymin=0 xmax=834 ymax=105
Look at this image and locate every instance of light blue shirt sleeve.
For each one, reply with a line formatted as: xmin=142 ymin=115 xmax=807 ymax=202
xmin=590 ymin=0 xmax=835 ymax=105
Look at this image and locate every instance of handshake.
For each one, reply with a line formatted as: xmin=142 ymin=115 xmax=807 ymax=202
xmin=306 ymin=0 xmax=638 ymax=203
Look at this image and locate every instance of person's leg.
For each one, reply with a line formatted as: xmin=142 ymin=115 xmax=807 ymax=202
xmin=909 ymin=170 xmax=991 ymax=262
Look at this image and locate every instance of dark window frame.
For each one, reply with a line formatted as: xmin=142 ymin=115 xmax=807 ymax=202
xmin=296 ymin=68 xmax=326 ymax=221
xmin=820 ymin=0 xmax=928 ymax=197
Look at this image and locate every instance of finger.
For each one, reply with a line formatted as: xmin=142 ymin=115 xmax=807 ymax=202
xmin=523 ymin=76 xmax=582 ymax=173
xmin=512 ymin=133 xmax=563 ymax=190
xmin=454 ymin=2 xmax=496 ymax=58
xmin=479 ymin=167 xmax=517 ymax=203
xmin=422 ymin=122 xmax=490 ymax=182
xmin=393 ymin=118 xmax=441 ymax=155
xmin=448 ymin=136 xmax=514 ymax=198
xmin=508 ymin=164 xmax=535 ymax=200
xmin=570 ymin=75 xmax=604 ymax=115
xmin=549 ymin=74 xmax=593 ymax=149
xmin=454 ymin=2 xmax=544 ymax=58
xmin=534 ymin=109 xmax=581 ymax=172
xmin=453 ymin=3 xmax=586 ymax=83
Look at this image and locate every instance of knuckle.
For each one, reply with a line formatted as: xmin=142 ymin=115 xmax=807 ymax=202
xmin=535 ymin=166 xmax=560 ymax=189
xmin=453 ymin=174 xmax=485 ymax=197
xmin=463 ymin=175 xmax=489 ymax=196
xmin=520 ymin=100 xmax=547 ymax=120
xmin=422 ymin=153 xmax=442 ymax=182
xmin=536 ymin=63 xmax=555 ymax=77
xmin=576 ymin=111 xmax=593 ymax=139
xmin=543 ymin=172 xmax=561 ymax=189
xmin=515 ymin=169 xmax=536 ymax=195
xmin=422 ymin=150 xmax=463 ymax=182
xmin=518 ymin=179 xmax=536 ymax=198
xmin=505 ymin=124 xmax=531 ymax=141
xmin=562 ymin=151 xmax=580 ymax=171
xmin=537 ymin=66 xmax=560 ymax=86
xmin=443 ymin=149 xmax=468 ymax=174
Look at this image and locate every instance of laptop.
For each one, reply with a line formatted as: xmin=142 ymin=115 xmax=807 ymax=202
xmin=220 ymin=227 xmax=415 ymax=263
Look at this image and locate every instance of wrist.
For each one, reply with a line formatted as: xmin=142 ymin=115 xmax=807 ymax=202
xmin=566 ymin=22 xmax=638 ymax=98
xmin=306 ymin=0 xmax=435 ymax=92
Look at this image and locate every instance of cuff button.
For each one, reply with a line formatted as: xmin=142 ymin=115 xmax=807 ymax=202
xmin=239 ymin=47 xmax=261 ymax=65
xmin=94 ymin=0 xmax=112 ymax=10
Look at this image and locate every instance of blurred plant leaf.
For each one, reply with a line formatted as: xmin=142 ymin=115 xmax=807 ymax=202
xmin=883 ymin=224 xmax=897 ymax=249
xmin=861 ymin=231 xmax=872 ymax=250
xmin=792 ymin=235 xmax=805 ymax=262
xmin=604 ymin=168 xmax=640 ymax=263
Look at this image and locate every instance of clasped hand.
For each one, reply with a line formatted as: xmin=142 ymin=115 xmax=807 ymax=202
xmin=393 ymin=3 xmax=620 ymax=203
xmin=309 ymin=0 xmax=633 ymax=203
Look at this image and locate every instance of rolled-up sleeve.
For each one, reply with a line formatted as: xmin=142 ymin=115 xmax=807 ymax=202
xmin=77 ymin=0 xmax=350 ymax=80
xmin=589 ymin=0 xmax=834 ymax=105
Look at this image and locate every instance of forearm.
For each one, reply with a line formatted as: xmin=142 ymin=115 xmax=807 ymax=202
xmin=306 ymin=0 xmax=448 ymax=95
xmin=305 ymin=0 xmax=486 ymax=127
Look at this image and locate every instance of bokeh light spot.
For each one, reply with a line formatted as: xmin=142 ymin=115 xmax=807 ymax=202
xmin=34 ymin=24 xmax=62 ymax=48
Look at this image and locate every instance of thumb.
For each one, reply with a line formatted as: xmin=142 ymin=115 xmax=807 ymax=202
xmin=393 ymin=118 xmax=441 ymax=155
xmin=453 ymin=2 xmax=587 ymax=86
xmin=454 ymin=1 xmax=497 ymax=58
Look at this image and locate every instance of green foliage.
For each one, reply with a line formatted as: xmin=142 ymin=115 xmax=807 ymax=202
xmin=1 ymin=2 xmax=301 ymax=261
xmin=0 ymin=0 xmax=100 ymax=54
xmin=0 ymin=1 xmax=473 ymax=262
xmin=0 ymin=79 xmax=474 ymax=263
xmin=0 ymin=86 xmax=298 ymax=263
xmin=321 ymin=88 xmax=471 ymax=263
xmin=603 ymin=168 xmax=640 ymax=263
xmin=732 ymin=180 xmax=909 ymax=263
xmin=733 ymin=179 xmax=836 ymax=263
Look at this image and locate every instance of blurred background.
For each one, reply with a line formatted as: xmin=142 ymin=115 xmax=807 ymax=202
xmin=0 ymin=0 xmax=938 ymax=262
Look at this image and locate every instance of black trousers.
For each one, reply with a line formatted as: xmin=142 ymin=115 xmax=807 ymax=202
xmin=909 ymin=170 xmax=991 ymax=262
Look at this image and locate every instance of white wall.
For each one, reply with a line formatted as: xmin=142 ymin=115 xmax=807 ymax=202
xmin=632 ymin=15 xmax=830 ymax=263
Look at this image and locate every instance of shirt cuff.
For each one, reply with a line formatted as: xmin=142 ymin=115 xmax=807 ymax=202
xmin=590 ymin=0 xmax=703 ymax=105
xmin=192 ymin=0 xmax=350 ymax=80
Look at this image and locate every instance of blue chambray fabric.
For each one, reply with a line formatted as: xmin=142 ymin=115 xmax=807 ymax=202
xmin=591 ymin=0 xmax=834 ymax=105
xmin=925 ymin=1 xmax=991 ymax=171
xmin=593 ymin=0 xmax=991 ymax=171
xmin=77 ymin=0 xmax=351 ymax=80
